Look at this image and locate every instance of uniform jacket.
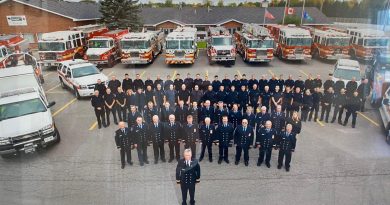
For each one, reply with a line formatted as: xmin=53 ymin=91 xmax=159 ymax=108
xmin=277 ymin=131 xmax=297 ymax=152
xmin=286 ymin=118 xmax=302 ymax=134
xmin=163 ymin=121 xmax=182 ymax=142
xmin=183 ymin=123 xmax=199 ymax=144
xmin=214 ymin=108 xmax=229 ymax=124
xmin=127 ymin=111 xmax=142 ymax=127
xmin=176 ymin=159 xmax=201 ymax=185
xmin=346 ymin=96 xmax=361 ymax=112
xmin=216 ymin=123 xmax=234 ymax=146
xmin=243 ymin=113 xmax=256 ymax=128
xmin=200 ymin=106 xmax=215 ymax=123
xmin=234 ymin=125 xmax=254 ymax=147
xmin=115 ymin=128 xmax=132 ymax=149
xmin=199 ymin=124 xmax=215 ymax=144
xmin=150 ymin=122 xmax=164 ymax=144
xmin=228 ymin=110 xmax=243 ymax=128
xmin=175 ymin=105 xmax=189 ymax=123
xmin=256 ymin=127 xmax=275 ymax=149
xmin=144 ymin=107 xmax=159 ymax=123
xmin=271 ymin=111 xmax=286 ymax=133
xmin=255 ymin=112 xmax=271 ymax=129
xmin=161 ymin=107 xmax=175 ymax=122
xmin=132 ymin=123 xmax=150 ymax=146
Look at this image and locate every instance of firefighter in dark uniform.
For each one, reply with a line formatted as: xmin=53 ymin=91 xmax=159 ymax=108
xmin=183 ymin=115 xmax=199 ymax=159
xmin=133 ymin=117 xmax=150 ymax=166
xmin=323 ymin=74 xmax=335 ymax=91
xmin=256 ymin=120 xmax=275 ymax=168
xmin=232 ymin=75 xmax=241 ymax=90
xmin=150 ymin=115 xmax=165 ymax=164
xmin=199 ymin=100 xmax=214 ymax=123
xmin=164 ymin=114 xmax=182 ymax=162
xmin=346 ymin=77 xmax=358 ymax=98
xmin=116 ymin=87 xmax=127 ymax=122
xmin=258 ymin=75 xmax=268 ymax=93
xmin=243 ymin=106 xmax=256 ymax=128
xmin=104 ymin=88 xmax=118 ymax=126
xmin=175 ymin=100 xmax=189 ymax=123
xmin=222 ymin=74 xmax=232 ymax=91
xmin=127 ymin=105 xmax=141 ymax=128
xmin=304 ymin=75 xmax=315 ymax=92
xmin=91 ymin=90 xmax=106 ymax=129
xmin=194 ymin=74 xmax=203 ymax=89
xmin=174 ymin=73 xmax=184 ymax=91
xmin=271 ymin=105 xmax=286 ymax=139
xmin=115 ymin=122 xmax=132 ymax=169
xmin=282 ymin=86 xmax=293 ymax=117
xmin=255 ymin=106 xmax=271 ymax=130
xmin=294 ymin=76 xmax=305 ymax=91
xmin=189 ymin=101 xmax=200 ymax=124
xmin=320 ymin=87 xmax=334 ymax=123
xmin=240 ymin=74 xmax=249 ymax=89
xmin=212 ymin=75 xmax=222 ymax=92
xmin=202 ymin=85 xmax=216 ymax=105
xmin=107 ymin=75 xmax=121 ymax=94
xmin=276 ymin=124 xmax=297 ymax=172
xmin=343 ymin=91 xmax=361 ymax=128
xmin=144 ymin=101 xmax=159 ymax=124
xmin=184 ymin=73 xmax=194 ymax=91
xmin=94 ymin=79 xmax=106 ymax=97
xmin=176 ymin=149 xmax=201 ymax=205
xmin=234 ymin=119 xmax=253 ymax=166
xmin=261 ymin=86 xmax=272 ymax=112
xmin=334 ymin=79 xmax=345 ymax=96
xmin=216 ymin=116 xmax=234 ymax=164
xmin=268 ymin=75 xmax=278 ymax=93
xmin=133 ymin=73 xmax=144 ymax=90
xmin=199 ymin=117 xmax=215 ymax=162
xmin=290 ymin=87 xmax=303 ymax=117
xmin=248 ymin=84 xmax=260 ymax=111
xmin=331 ymin=88 xmax=346 ymax=124
xmin=201 ymin=76 xmax=211 ymax=92
xmin=284 ymin=75 xmax=295 ymax=89
xmin=161 ymin=102 xmax=175 ymax=123
xmin=238 ymin=85 xmax=249 ymax=112
xmin=225 ymin=85 xmax=239 ymax=110
xmin=214 ymin=101 xmax=229 ymax=124
xmin=248 ymin=74 xmax=259 ymax=91
xmin=229 ymin=104 xmax=242 ymax=128
xmin=308 ymin=87 xmax=322 ymax=121
xmin=215 ymin=85 xmax=227 ymax=103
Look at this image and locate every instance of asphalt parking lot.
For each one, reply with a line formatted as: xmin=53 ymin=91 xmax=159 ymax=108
xmin=1 ymin=51 xmax=390 ymax=205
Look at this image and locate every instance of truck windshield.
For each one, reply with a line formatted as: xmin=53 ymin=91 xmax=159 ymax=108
xmin=212 ymin=37 xmax=232 ymax=46
xmin=286 ymin=38 xmax=312 ymax=46
xmin=0 ymin=75 xmax=40 ymax=93
xmin=0 ymin=98 xmax=47 ymax=121
xmin=38 ymin=42 xmax=65 ymax=51
xmin=249 ymin=39 xmax=273 ymax=48
xmin=326 ymin=38 xmax=350 ymax=46
xmin=364 ymin=39 xmax=389 ymax=47
xmin=121 ymin=40 xmax=150 ymax=49
xmin=89 ymin=40 xmax=109 ymax=48
xmin=334 ymin=69 xmax=361 ymax=80
xmin=180 ymin=40 xmax=193 ymax=49
xmin=72 ymin=65 xmax=100 ymax=78
xmin=166 ymin=40 xmax=180 ymax=49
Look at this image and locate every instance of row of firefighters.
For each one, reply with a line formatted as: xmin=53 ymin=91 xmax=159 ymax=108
xmin=2 ymin=22 xmax=387 ymax=69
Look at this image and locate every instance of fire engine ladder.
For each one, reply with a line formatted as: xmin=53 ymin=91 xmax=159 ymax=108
xmin=242 ymin=24 xmax=269 ymax=39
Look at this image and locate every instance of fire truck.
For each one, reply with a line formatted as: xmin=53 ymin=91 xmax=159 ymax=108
xmin=207 ymin=26 xmax=236 ymax=65
xmin=0 ymin=35 xmax=28 ymax=68
xmin=235 ymin=24 xmax=274 ymax=63
xmin=84 ymin=29 xmax=128 ymax=68
xmin=346 ymin=28 xmax=389 ymax=61
xmin=310 ymin=28 xmax=351 ymax=60
xmin=120 ymin=30 xmax=165 ymax=65
xmin=38 ymin=24 xmax=107 ymax=67
xmin=165 ymin=27 xmax=197 ymax=65
xmin=268 ymin=24 xmax=312 ymax=61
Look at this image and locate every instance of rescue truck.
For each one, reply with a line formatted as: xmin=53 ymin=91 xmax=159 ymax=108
xmin=310 ymin=28 xmax=351 ymax=60
xmin=207 ymin=26 xmax=236 ymax=65
xmin=165 ymin=27 xmax=197 ymax=65
xmin=38 ymin=24 xmax=107 ymax=67
xmin=84 ymin=29 xmax=128 ymax=68
xmin=0 ymin=35 xmax=28 ymax=68
xmin=120 ymin=30 xmax=164 ymax=65
xmin=1 ymin=53 xmax=44 ymax=84
xmin=235 ymin=24 xmax=274 ymax=63
xmin=268 ymin=24 xmax=312 ymax=61
xmin=346 ymin=28 xmax=390 ymax=61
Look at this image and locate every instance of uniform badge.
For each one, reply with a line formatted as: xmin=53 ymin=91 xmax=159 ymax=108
xmin=194 ymin=129 xmax=196 ymax=133
xmin=210 ymin=130 xmax=213 ymax=134
xmin=248 ymin=133 xmax=251 ymax=136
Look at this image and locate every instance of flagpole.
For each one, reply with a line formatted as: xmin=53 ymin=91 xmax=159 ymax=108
xmin=282 ymin=0 xmax=288 ymax=25
xmin=263 ymin=8 xmax=267 ymax=26
xmin=300 ymin=0 xmax=306 ymax=26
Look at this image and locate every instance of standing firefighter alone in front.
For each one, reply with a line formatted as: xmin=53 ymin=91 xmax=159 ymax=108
xmin=176 ymin=149 xmax=201 ymax=205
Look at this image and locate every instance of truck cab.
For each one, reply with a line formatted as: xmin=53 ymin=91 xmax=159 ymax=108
xmin=332 ymin=59 xmax=361 ymax=86
xmin=207 ymin=26 xmax=236 ymax=65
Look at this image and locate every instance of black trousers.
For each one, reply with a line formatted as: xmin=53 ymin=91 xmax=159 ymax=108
xmin=278 ymin=150 xmax=292 ymax=168
xmin=344 ymin=110 xmax=357 ymax=126
xmin=258 ymin=147 xmax=272 ymax=164
xmin=185 ymin=142 xmax=196 ymax=159
xmin=169 ymin=141 xmax=181 ymax=160
xmin=199 ymin=142 xmax=212 ymax=160
xmin=136 ymin=144 xmax=148 ymax=164
xmin=117 ymin=105 xmax=127 ymax=122
xmin=152 ymin=142 xmax=165 ymax=161
xmin=105 ymin=107 xmax=118 ymax=125
xmin=301 ymin=107 xmax=310 ymax=122
xmin=181 ymin=183 xmax=195 ymax=205
xmin=308 ymin=104 xmax=320 ymax=121
xmin=219 ymin=145 xmax=229 ymax=160
xmin=320 ymin=104 xmax=331 ymax=121
xmin=120 ymin=148 xmax=132 ymax=166
xmin=331 ymin=105 xmax=344 ymax=122
xmin=360 ymin=97 xmax=366 ymax=112
xmin=94 ymin=109 xmax=106 ymax=127
xmin=235 ymin=145 xmax=249 ymax=162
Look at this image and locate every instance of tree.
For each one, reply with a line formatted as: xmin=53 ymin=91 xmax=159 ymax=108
xmin=279 ymin=15 xmax=301 ymax=25
xmin=99 ymin=0 xmax=141 ymax=30
xmin=164 ymin=0 xmax=173 ymax=7
xmin=217 ymin=0 xmax=224 ymax=7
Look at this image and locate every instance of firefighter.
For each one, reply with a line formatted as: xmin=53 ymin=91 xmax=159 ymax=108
xmin=231 ymin=74 xmax=241 ymax=90
xmin=161 ymin=102 xmax=174 ymax=122
xmin=229 ymin=104 xmax=242 ymax=129
xmin=222 ymin=74 xmax=232 ymax=91
xmin=284 ymin=75 xmax=295 ymax=89
xmin=240 ymin=74 xmax=248 ymax=89
xmin=248 ymin=84 xmax=260 ymax=111
xmin=282 ymin=86 xmax=293 ymax=117
xmin=261 ymin=85 xmax=272 ymax=112
xmin=199 ymin=117 xmax=215 ymax=162
xmin=243 ymin=106 xmax=256 ymax=128
xmin=290 ymin=87 xmax=303 ymax=117
xmin=234 ymin=119 xmax=254 ymax=166
xmin=215 ymin=85 xmax=227 ymax=104
xmin=238 ymin=85 xmax=249 ymax=112
xmin=301 ymin=89 xmax=313 ymax=122
xmin=104 ymin=88 xmax=118 ymax=126
xmin=116 ymin=87 xmax=127 ymax=122
xmin=258 ymin=74 xmax=268 ymax=93
xmin=144 ymin=75 xmax=154 ymax=90
xmin=164 ymin=75 xmax=173 ymax=91
xmin=331 ymin=88 xmax=347 ymax=124
xmin=174 ymin=73 xmax=184 ymax=91
xmin=202 ymin=85 xmax=216 ymax=105
xmin=255 ymin=106 xmax=271 ymax=130
xmin=145 ymin=85 xmax=154 ymax=106
xmin=216 ymin=116 xmax=234 ymax=164
xmin=94 ymin=79 xmax=106 ymax=97
xmin=276 ymin=124 xmax=297 ymax=172
xmin=271 ymin=105 xmax=286 ymax=140
xmin=176 ymin=149 xmax=201 ymax=205
xmin=214 ymin=101 xmax=229 ymax=124
xmin=154 ymin=74 xmax=164 ymax=90
xmin=127 ymin=105 xmax=141 ymax=128
xmin=133 ymin=117 xmax=150 ymax=166
xmin=150 ymin=115 xmax=165 ymax=164
xmin=323 ymin=74 xmax=334 ymax=91
xmin=200 ymin=100 xmax=215 ymax=123
xmin=201 ymin=75 xmax=211 ymax=92
xmin=225 ymin=85 xmax=238 ymax=110
xmin=154 ymin=84 xmax=165 ymax=110
xmin=304 ymin=74 xmax=315 ymax=92
xmin=134 ymin=88 xmax=146 ymax=112
xmin=268 ymin=75 xmax=278 ymax=93
xmin=334 ymin=78 xmax=345 ymax=96
xmin=313 ymin=74 xmax=322 ymax=89
xmin=144 ymin=101 xmax=159 ymax=124
xmin=194 ymin=73 xmax=203 ymax=89
xmin=133 ymin=73 xmax=144 ymax=91
xmin=190 ymin=85 xmax=203 ymax=105
xmin=115 ymin=122 xmax=132 ymax=169
xmin=320 ymin=87 xmax=334 ymax=123
xmin=357 ymin=78 xmax=370 ymax=112
xmin=107 ymin=75 xmax=121 ymax=94
xmin=183 ymin=115 xmax=199 ymax=159
xmin=178 ymin=84 xmax=191 ymax=106
xmin=308 ymin=87 xmax=322 ymax=122
xmin=184 ymin=73 xmax=194 ymax=91
xmin=91 ymin=90 xmax=106 ymax=129
xmin=343 ymin=91 xmax=361 ymax=128
xmin=255 ymin=120 xmax=275 ymax=168
xmin=175 ymin=100 xmax=189 ymax=123
xmin=271 ymin=85 xmax=282 ymax=112
xmin=294 ymin=75 xmax=305 ymax=91
xmin=212 ymin=75 xmax=222 ymax=92
xmin=189 ymin=101 xmax=200 ymax=124
xmin=164 ymin=114 xmax=182 ymax=162
xmin=346 ymin=77 xmax=358 ymax=98
xmin=248 ymin=74 xmax=259 ymax=91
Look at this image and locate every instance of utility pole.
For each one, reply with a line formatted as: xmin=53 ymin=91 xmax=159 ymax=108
xmin=300 ymin=0 xmax=306 ymax=26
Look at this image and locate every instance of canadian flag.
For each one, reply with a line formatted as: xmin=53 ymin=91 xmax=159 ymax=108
xmin=285 ymin=7 xmax=295 ymax=15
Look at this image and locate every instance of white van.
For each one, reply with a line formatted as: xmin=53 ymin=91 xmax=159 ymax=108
xmin=332 ymin=59 xmax=362 ymax=86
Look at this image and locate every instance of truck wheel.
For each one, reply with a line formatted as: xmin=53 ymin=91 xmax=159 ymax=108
xmin=243 ymin=52 xmax=248 ymax=62
xmin=313 ymin=49 xmax=319 ymax=59
xmin=231 ymin=60 xmax=236 ymax=66
xmin=54 ymin=128 xmax=61 ymax=143
xmin=39 ymin=75 xmax=45 ymax=84
xmin=349 ymin=49 xmax=356 ymax=60
xmin=60 ymin=79 xmax=66 ymax=89
xmin=107 ymin=56 xmax=115 ymax=68
xmin=278 ymin=49 xmax=283 ymax=60
xmin=1 ymin=152 xmax=19 ymax=159
xmin=74 ymin=87 xmax=81 ymax=99
xmin=74 ymin=53 xmax=82 ymax=59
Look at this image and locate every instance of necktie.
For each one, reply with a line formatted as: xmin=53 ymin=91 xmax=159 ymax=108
xmin=121 ymin=128 xmax=125 ymax=133
xmin=155 ymin=124 xmax=157 ymax=128
xmin=243 ymin=127 xmax=246 ymax=132
xmin=206 ymin=125 xmax=209 ymax=129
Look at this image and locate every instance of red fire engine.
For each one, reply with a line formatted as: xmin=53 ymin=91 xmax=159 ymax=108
xmin=0 ymin=35 xmax=28 ymax=68
xmin=310 ymin=28 xmax=351 ymax=60
xmin=84 ymin=29 xmax=128 ymax=68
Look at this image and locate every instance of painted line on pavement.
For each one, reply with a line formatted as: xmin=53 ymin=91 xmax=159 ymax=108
xmin=236 ymin=70 xmax=242 ymax=78
xmin=268 ymin=69 xmax=274 ymax=76
xmin=89 ymin=121 xmax=98 ymax=131
xmin=299 ymin=70 xmax=309 ymax=77
xmin=52 ymin=98 xmax=77 ymax=117
xmin=206 ymin=70 xmax=209 ymax=77
xmin=43 ymin=72 xmax=53 ymax=77
xmin=46 ymin=84 xmax=60 ymax=92
xmin=140 ymin=70 xmax=146 ymax=78
xmin=357 ymin=112 xmax=380 ymax=127
xmin=171 ymin=70 xmax=177 ymax=80
xmin=316 ymin=119 xmax=325 ymax=127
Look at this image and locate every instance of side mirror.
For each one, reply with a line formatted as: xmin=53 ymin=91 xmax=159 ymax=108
xmin=48 ymin=101 xmax=56 ymax=108
xmin=66 ymin=74 xmax=71 ymax=78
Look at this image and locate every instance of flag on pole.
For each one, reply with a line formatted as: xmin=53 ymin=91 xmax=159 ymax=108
xmin=286 ymin=7 xmax=295 ymax=15
xmin=265 ymin=9 xmax=275 ymax=20
xmin=303 ymin=11 xmax=313 ymax=21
